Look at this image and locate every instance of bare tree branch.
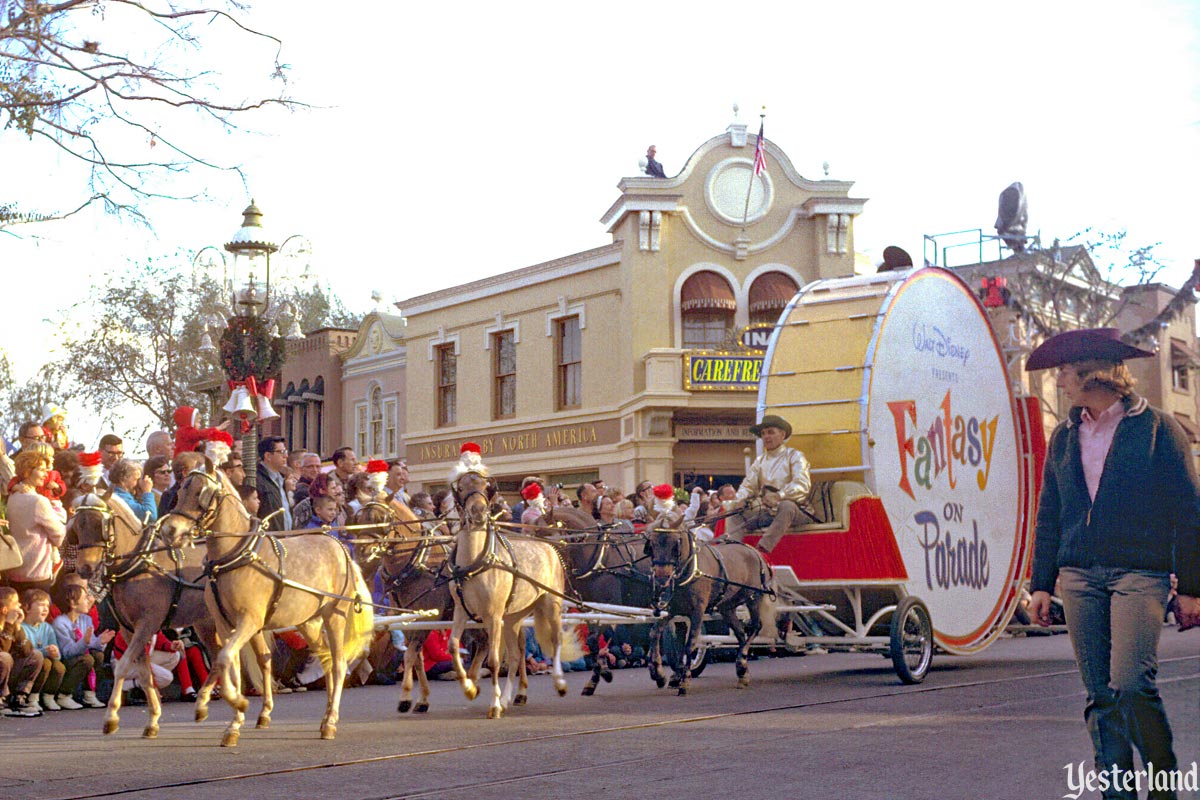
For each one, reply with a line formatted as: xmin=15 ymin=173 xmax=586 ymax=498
xmin=1 ymin=0 xmax=297 ymax=228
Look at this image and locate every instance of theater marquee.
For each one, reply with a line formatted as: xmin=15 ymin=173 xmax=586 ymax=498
xmin=684 ymin=353 xmax=764 ymax=391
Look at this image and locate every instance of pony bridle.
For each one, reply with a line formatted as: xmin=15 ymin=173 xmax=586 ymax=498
xmin=356 ymin=501 xmax=403 ymax=564
xmin=168 ymin=468 xmax=229 ymax=537
xmin=72 ymin=499 xmax=117 ymax=563
xmin=453 ymin=470 xmax=492 ymax=526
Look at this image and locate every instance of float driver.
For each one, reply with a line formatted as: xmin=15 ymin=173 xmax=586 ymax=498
xmin=719 ymin=415 xmax=812 ymax=554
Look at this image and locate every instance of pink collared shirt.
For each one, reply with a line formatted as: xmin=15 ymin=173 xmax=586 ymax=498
xmin=1078 ymin=399 xmax=1125 ymax=501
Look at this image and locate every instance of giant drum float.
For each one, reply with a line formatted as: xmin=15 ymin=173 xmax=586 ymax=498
xmin=757 ymin=267 xmax=1036 ymax=661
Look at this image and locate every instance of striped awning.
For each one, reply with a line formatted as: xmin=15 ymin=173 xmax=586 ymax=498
xmin=749 ymin=272 xmax=799 ymax=313
xmin=681 ymin=271 xmax=736 ymax=312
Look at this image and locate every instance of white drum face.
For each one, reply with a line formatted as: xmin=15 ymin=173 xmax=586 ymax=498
xmin=866 ymin=270 xmax=1024 ymax=653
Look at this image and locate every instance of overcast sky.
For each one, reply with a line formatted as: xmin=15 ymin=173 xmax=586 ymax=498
xmin=3 ymin=0 xmax=1198 ymax=448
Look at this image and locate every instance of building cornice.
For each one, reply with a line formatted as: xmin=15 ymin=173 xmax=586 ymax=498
xmin=342 ymin=350 xmax=406 ymax=379
xmin=396 ymin=242 xmax=623 ymax=317
xmin=340 ymin=311 xmax=407 ymax=362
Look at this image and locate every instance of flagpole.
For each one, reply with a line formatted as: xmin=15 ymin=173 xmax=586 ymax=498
xmin=741 ymin=108 xmax=766 ymax=233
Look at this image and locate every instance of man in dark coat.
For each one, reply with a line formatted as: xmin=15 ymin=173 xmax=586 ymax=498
xmin=256 ymin=436 xmax=291 ymax=532
xmin=644 ymin=145 xmax=666 ymax=178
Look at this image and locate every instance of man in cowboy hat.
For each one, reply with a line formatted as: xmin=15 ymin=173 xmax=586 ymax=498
xmin=719 ymin=414 xmax=812 ymax=554
xmin=1026 ymin=328 xmax=1199 ymax=792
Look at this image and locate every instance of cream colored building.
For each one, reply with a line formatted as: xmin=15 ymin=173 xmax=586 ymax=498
xmin=397 ymin=119 xmax=866 ymax=494
xmin=340 ymin=311 xmax=408 ymax=462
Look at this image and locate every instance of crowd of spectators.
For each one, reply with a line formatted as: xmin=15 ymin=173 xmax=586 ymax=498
xmin=1 ymin=406 xmax=762 ymax=716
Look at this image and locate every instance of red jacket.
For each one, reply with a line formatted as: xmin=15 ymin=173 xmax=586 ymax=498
xmin=421 ymin=629 xmax=453 ymax=664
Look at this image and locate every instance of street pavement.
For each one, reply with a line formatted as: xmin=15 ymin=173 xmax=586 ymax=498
xmin=1 ymin=631 xmax=1196 ymax=800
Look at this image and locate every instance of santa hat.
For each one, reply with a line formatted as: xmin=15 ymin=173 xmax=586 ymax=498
xmin=653 ymin=483 xmax=676 ymax=514
xmin=366 ymin=459 xmax=389 ymax=494
xmin=173 ymin=406 xmax=199 ymax=428
xmin=204 ymin=430 xmax=234 ymax=466
xmin=451 ymin=441 xmax=488 ymax=483
xmin=521 ymin=482 xmax=546 ymax=516
xmin=78 ymin=451 xmax=103 ymax=486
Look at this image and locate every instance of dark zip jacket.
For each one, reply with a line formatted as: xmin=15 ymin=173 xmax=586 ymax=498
xmin=1032 ymin=394 xmax=1200 ymax=596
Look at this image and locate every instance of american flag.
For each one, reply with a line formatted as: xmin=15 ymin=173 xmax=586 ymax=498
xmin=752 ymin=120 xmax=767 ymax=176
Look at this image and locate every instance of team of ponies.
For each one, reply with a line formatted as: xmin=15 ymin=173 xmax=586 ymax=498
xmin=77 ymin=444 xmax=775 ymax=745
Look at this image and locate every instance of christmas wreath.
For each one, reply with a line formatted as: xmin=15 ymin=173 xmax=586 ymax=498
xmin=219 ymin=315 xmax=285 ymax=381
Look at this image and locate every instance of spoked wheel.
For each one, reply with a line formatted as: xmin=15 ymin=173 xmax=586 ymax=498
xmin=889 ymin=595 xmax=933 ymax=684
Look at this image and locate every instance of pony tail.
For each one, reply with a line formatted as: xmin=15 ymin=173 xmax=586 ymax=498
xmin=533 ymin=615 xmax=583 ymax=663
xmin=343 ymin=561 xmax=375 ymax=662
xmin=756 ymin=565 xmax=778 ymax=641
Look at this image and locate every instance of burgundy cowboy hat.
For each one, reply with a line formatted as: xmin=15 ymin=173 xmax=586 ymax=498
xmin=1025 ymin=328 xmax=1155 ymax=371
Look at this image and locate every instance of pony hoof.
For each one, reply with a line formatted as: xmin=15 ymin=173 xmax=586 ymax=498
xmin=195 ymin=707 xmax=209 ymax=723
xmin=142 ymin=725 xmax=159 ymax=739
xmin=320 ymin=724 xmax=336 ymax=740
xmin=487 ymin=706 xmax=503 ymax=719
xmin=654 ymin=676 xmax=666 ymax=689
xmin=397 ymin=700 xmax=412 ymax=713
xmin=601 ymin=670 xmax=613 ymax=683
xmin=737 ymin=676 xmax=750 ymax=688
xmin=256 ymin=714 xmax=271 ymax=729
xmin=668 ymin=676 xmax=681 ymax=688
xmin=555 ymin=680 xmax=568 ymax=697
xmin=463 ymin=681 xmax=479 ymax=701
xmin=102 ymin=719 xmax=118 ymax=735
xmin=581 ymin=684 xmax=596 ymax=697
xmin=677 ymin=685 xmax=688 ymax=696
xmin=513 ymin=694 xmax=527 ymax=706
xmin=221 ymin=731 xmax=240 ymax=748
xmin=414 ymin=702 xmax=429 ymax=714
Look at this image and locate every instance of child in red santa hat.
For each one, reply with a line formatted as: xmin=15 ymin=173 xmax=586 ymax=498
xmin=172 ymin=406 xmax=231 ymax=457
xmin=519 ymin=482 xmax=546 ymax=527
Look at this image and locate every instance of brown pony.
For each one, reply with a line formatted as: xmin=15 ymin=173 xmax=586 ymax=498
xmin=159 ymin=463 xmax=373 ymax=746
xmin=349 ymin=499 xmax=496 ymax=713
xmin=645 ymin=523 xmax=776 ymax=695
xmin=536 ymin=504 xmax=655 ymax=695
xmin=71 ymin=492 xmax=274 ymax=738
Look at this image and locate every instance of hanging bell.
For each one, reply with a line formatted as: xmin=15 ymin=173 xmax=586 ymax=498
xmin=256 ymin=394 xmax=280 ymax=423
xmin=222 ymin=386 xmax=256 ymax=416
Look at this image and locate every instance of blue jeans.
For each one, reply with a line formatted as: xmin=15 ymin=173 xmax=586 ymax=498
xmin=1058 ymin=567 xmax=1177 ymax=799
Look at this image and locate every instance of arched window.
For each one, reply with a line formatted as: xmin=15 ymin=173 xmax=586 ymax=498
xmin=748 ymin=272 xmax=799 ymax=327
xmin=297 ymin=379 xmax=310 ymax=451
xmin=370 ymin=385 xmax=383 ymax=457
xmin=282 ymin=382 xmax=296 ymax=451
xmin=680 ymin=271 xmax=736 ymax=349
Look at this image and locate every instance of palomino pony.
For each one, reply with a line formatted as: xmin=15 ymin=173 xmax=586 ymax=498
xmin=350 ymin=499 xmax=492 ymax=714
xmin=71 ymin=492 xmax=274 ymax=738
xmin=645 ymin=523 xmax=776 ymax=695
xmin=448 ymin=468 xmax=568 ymax=718
xmin=159 ymin=463 xmax=373 ymax=746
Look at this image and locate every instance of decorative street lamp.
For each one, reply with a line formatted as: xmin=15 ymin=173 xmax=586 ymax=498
xmin=193 ymin=200 xmax=310 ymax=486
